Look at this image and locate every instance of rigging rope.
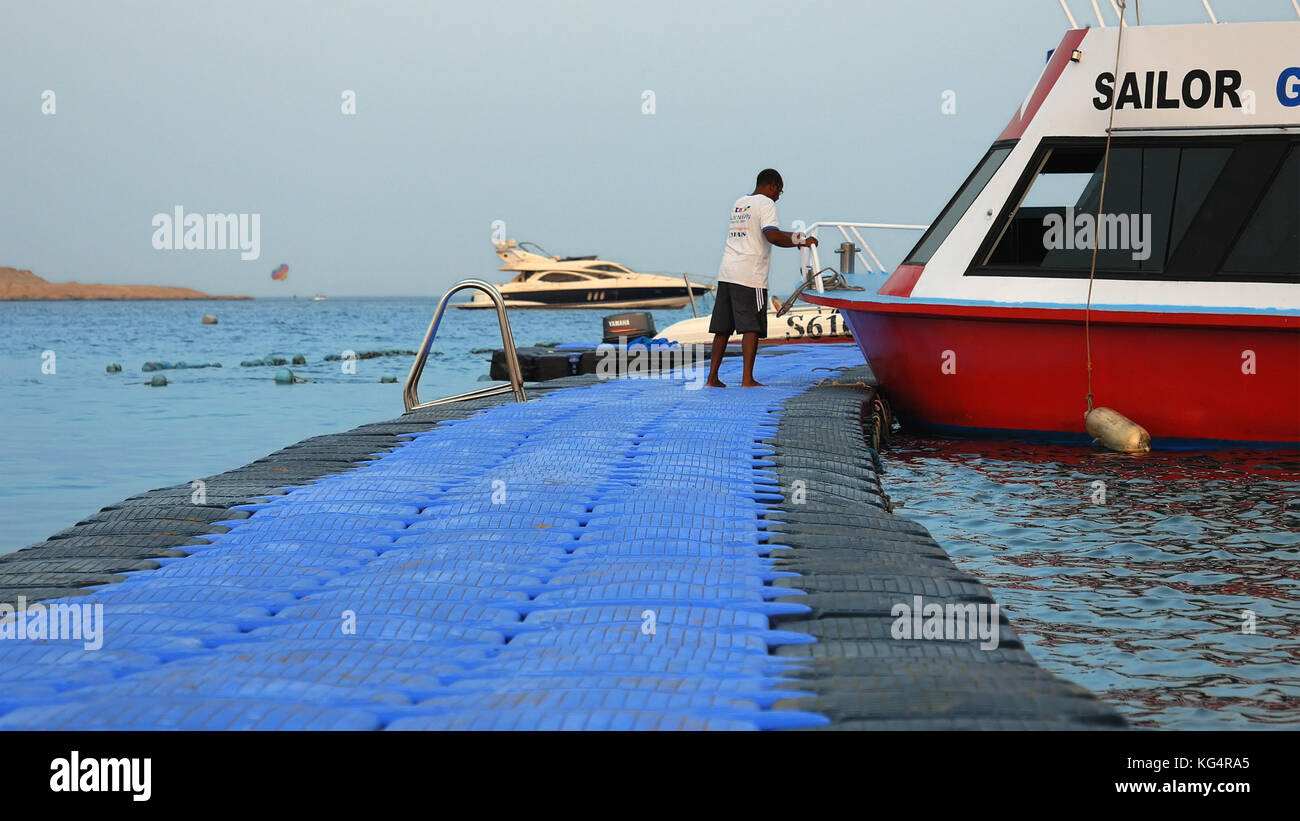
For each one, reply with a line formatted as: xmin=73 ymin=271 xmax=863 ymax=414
xmin=1085 ymin=0 xmax=1128 ymax=414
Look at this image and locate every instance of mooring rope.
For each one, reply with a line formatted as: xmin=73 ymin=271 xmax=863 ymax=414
xmin=815 ymin=378 xmax=873 ymax=389
xmin=1085 ymin=0 xmax=1128 ymax=414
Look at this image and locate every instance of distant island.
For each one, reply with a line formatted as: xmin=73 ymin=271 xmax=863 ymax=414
xmin=0 ymin=267 xmax=251 ymax=301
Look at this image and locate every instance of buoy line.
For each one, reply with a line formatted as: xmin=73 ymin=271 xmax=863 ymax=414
xmin=1083 ymin=0 xmax=1151 ymax=455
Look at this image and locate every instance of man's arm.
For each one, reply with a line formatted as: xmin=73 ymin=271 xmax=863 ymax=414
xmin=763 ymin=227 xmax=819 ymax=248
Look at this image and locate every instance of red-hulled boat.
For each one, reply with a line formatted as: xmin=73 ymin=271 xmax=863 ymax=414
xmin=803 ymin=17 xmax=1300 ymax=447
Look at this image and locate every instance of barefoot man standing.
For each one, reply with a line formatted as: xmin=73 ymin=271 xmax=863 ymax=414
xmin=704 ymin=168 xmax=817 ymax=388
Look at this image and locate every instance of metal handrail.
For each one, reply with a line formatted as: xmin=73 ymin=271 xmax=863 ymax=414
xmin=775 ymin=269 xmax=860 ymax=318
xmin=798 ymin=222 xmax=929 ymax=293
xmin=516 ymin=241 xmax=554 ymax=258
xmin=403 ymin=279 xmax=527 ymax=411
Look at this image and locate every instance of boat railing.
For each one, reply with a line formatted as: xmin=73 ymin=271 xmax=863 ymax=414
xmin=799 ymin=222 xmax=929 ymax=293
xmin=403 ymin=279 xmax=527 ymax=411
xmin=515 ymin=241 xmax=554 ymax=258
xmin=1056 ymin=0 xmax=1298 ymax=27
xmin=1057 ymin=0 xmax=1131 ymax=28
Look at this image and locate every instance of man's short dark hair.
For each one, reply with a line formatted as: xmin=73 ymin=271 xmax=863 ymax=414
xmin=756 ymin=168 xmax=783 ymax=189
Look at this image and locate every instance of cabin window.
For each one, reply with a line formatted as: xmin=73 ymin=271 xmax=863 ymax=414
xmin=1168 ymin=147 xmax=1233 ymax=254
xmin=983 ymin=145 xmax=1186 ymax=273
xmin=1221 ymin=145 xmax=1300 ymax=276
xmin=537 ymin=272 xmax=586 ymax=282
xmin=970 ymin=136 xmax=1295 ymax=283
xmin=903 ymin=146 xmax=1012 ymax=266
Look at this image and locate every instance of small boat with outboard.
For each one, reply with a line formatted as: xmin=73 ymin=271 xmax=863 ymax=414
xmin=656 ymin=294 xmax=852 ymax=345
xmin=459 ymin=238 xmax=712 ymax=310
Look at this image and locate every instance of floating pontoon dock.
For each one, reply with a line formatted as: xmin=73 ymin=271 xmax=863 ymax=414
xmin=0 ymin=344 xmax=1123 ymax=730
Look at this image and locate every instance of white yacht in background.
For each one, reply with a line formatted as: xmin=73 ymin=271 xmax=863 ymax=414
xmin=459 ymin=238 xmax=712 ymax=309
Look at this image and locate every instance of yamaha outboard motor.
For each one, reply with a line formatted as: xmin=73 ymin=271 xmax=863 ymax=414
xmin=602 ymin=312 xmax=656 ymax=344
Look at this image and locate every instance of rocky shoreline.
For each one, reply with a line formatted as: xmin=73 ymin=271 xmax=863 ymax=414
xmin=0 ymin=267 xmax=250 ymax=301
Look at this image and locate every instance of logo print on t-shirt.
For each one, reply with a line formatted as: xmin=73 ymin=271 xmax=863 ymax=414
xmin=729 ymin=208 xmax=750 ymax=238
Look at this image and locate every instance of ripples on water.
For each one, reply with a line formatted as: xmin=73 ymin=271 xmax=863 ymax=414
xmin=4 ymin=299 xmax=1298 ymax=730
xmin=883 ymin=436 xmax=1300 ymax=730
xmin=0 ymin=297 xmax=703 ymax=551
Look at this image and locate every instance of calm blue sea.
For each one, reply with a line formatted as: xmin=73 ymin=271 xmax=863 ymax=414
xmin=0 ymin=297 xmax=1296 ymax=729
xmin=885 ymin=437 xmax=1299 ymax=730
xmin=0 ymin=297 xmax=702 ymax=551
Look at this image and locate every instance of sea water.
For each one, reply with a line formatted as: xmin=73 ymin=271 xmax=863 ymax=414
xmin=0 ymin=297 xmax=701 ymax=551
xmin=884 ymin=437 xmax=1299 ymax=730
xmin=1 ymin=297 xmax=1295 ymax=729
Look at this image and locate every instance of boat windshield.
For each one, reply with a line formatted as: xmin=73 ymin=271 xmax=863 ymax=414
xmin=972 ymin=136 xmax=1298 ymax=283
xmin=904 ymin=146 xmax=1013 ymax=266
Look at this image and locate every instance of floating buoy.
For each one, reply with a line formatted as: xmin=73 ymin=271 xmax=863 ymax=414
xmin=149 ymin=374 xmax=167 ymax=387
xmin=380 ymin=374 xmax=398 ymax=383
xmin=292 ymin=354 xmax=307 ymax=365
xmin=106 ymin=363 xmax=122 ymax=373
xmin=324 ymin=350 xmax=418 ymax=361
xmin=201 ymin=314 xmax=218 ymax=325
xmin=274 ymin=368 xmax=308 ymax=384
xmin=143 ymin=361 xmax=219 ymax=371
xmin=1085 ymin=407 xmax=1151 ymax=454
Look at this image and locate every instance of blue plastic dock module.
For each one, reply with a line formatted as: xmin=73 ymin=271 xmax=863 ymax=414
xmin=0 ymin=345 xmax=870 ymax=730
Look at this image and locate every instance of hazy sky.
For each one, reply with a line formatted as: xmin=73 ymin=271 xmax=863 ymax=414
xmin=3 ymin=0 xmax=1296 ymax=297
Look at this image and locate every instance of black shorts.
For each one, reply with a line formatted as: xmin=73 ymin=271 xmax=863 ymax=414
xmin=708 ymin=281 xmax=768 ymax=338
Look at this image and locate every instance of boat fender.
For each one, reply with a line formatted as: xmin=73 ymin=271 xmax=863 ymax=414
xmin=1085 ymin=407 xmax=1150 ymax=454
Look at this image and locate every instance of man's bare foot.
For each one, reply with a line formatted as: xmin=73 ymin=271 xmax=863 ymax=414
xmin=705 ymin=378 xmax=726 ymax=388
xmin=741 ymin=380 xmax=764 ymax=388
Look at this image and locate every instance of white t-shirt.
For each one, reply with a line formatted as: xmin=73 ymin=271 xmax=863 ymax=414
xmin=717 ymin=193 xmax=779 ymax=289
